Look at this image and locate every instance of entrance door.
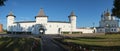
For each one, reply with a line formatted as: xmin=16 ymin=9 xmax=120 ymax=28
xmin=39 ymin=28 xmax=45 ymax=34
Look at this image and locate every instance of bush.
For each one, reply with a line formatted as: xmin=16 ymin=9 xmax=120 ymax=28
xmin=7 ymin=31 xmax=31 ymax=34
xmin=62 ymin=32 xmax=69 ymax=34
xmin=72 ymin=32 xmax=82 ymax=34
xmin=105 ymin=32 xmax=120 ymax=34
xmin=62 ymin=32 xmax=82 ymax=34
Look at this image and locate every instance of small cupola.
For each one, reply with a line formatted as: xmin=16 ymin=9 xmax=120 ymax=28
xmin=6 ymin=11 xmax=16 ymax=17
xmin=104 ymin=9 xmax=111 ymax=17
xmin=69 ymin=11 xmax=76 ymax=16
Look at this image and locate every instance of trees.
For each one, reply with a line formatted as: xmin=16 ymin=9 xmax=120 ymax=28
xmin=0 ymin=0 xmax=6 ymax=6
xmin=112 ymin=0 xmax=120 ymax=18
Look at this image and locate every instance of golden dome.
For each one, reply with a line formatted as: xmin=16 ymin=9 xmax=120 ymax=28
xmin=104 ymin=9 xmax=111 ymax=16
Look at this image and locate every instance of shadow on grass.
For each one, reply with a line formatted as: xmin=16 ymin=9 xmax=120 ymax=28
xmin=0 ymin=37 xmax=41 ymax=51
xmin=68 ymin=37 xmax=105 ymax=41
xmin=67 ymin=42 xmax=120 ymax=51
xmin=78 ymin=37 xmax=104 ymax=39
xmin=54 ymin=38 xmax=120 ymax=51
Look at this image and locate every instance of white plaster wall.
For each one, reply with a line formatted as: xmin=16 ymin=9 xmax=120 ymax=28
xmin=36 ymin=17 xmax=47 ymax=24
xmin=8 ymin=21 xmax=72 ymax=34
xmin=7 ymin=16 xmax=14 ymax=25
xmin=76 ymin=28 xmax=94 ymax=33
xmin=10 ymin=22 xmax=36 ymax=33
xmin=70 ymin=16 xmax=76 ymax=30
xmin=7 ymin=24 xmax=16 ymax=32
xmin=7 ymin=16 xmax=15 ymax=31
xmin=45 ymin=22 xmax=71 ymax=34
xmin=19 ymin=22 xmax=36 ymax=32
xmin=8 ymin=21 xmax=95 ymax=34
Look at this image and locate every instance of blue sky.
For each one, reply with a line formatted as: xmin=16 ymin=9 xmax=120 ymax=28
xmin=0 ymin=0 xmax=113 ymax=29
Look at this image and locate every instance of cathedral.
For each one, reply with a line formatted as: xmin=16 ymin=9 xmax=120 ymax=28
xmin=96 ymin=9 xmax=120 ymax=33
xmin=7 ymin=8 xmax=85 ymax=34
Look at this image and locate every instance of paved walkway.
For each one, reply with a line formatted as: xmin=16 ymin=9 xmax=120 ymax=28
xmin=41 ymin=35 xmax=65 ymax=51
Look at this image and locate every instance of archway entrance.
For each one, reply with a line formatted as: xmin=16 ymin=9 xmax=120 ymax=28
xmin=58 ymin=28 xmax=61 ymax=34
xmin=39 ymin=28 xmax=45 ymax=34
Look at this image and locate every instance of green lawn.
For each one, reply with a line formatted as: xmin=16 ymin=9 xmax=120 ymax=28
xmin=64 ymin=34 xmax=120 ymax=46
xmin=0 ymin=37 xmax=41 ymax=51
xmin=0 ymin=32 xmax=7 ymax=34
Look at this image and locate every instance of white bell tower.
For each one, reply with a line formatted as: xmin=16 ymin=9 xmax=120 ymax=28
xmin=6 ymin=11 xmax=16 ymax=31
xmin=35 ymin=8 xmax=48 ymax=24
xmin=69 ymin=11 xmax=77 ymax=31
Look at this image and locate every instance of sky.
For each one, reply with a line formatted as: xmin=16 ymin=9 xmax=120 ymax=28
xmin=0 ymin=0 xmax=114 ymax=29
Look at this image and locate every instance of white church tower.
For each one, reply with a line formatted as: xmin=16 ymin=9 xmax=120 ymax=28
xmin=34 ymin=8 xmax=48 ymax=34
xmin=35 ymin=8 xmax=48 ymax=25
xmin=69 ymin=11 xmax=77 ymax=32
xmin=6 ymin=11 xmax=15 ymax=31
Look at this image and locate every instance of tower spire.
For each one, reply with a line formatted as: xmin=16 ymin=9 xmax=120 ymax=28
xmin=7 ymin=11 xmax=16 ymax=17
xmin=37 ymin=8 xmax=46 ymax=17
xmin=8 ymin=11 xmax=14 ymax=16
xmin=69 ymin=11 xmax=76 ymax=16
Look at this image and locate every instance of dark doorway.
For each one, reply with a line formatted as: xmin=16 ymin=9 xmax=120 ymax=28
xmin=39 ymin=28 xmax=45 ymax=34
xmin=58 ymin=28 xmax=61 ymax=34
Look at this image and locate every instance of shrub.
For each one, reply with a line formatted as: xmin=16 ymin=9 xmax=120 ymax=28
xmin=62 ymin=32 xmax=82 ymax=34
xmin=62 ymin=32 xmax=69 ymax=34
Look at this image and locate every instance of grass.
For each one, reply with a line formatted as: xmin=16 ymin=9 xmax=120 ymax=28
xmin=0 ymin=37 xmax=41 ymax=51
xmin=0 ymin=32 xmax=7 ymax=34
xmin=64 ymin=34 xmax=120 ymax=46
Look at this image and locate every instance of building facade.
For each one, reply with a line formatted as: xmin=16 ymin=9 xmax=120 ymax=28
xmin=7 ymin=8 xmax=87 ymax=34
xmin=96 ymin=10 xmax=120 ymax=33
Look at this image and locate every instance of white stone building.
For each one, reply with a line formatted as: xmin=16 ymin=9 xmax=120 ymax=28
xmin=7 ymin=8 xmax=95 ymax=34
xmin=96 ymin=10 xmax=120 ymax=33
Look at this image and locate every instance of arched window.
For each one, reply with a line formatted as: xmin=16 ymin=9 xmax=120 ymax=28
xmin=114 ymin=29 xmax=116 ymax=31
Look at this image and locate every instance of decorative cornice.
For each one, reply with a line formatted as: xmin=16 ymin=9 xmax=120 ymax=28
xmin=35 ymin=16 xmax=48 ymax=19
xmin=6 ymin=15 xmax=16 ymax=18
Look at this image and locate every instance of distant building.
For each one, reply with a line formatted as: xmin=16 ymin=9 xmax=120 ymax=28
xmin=96 ymin=9 xmax=120 ymax=33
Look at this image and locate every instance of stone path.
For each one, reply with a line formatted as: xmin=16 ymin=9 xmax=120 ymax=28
xmin=41 ymin=35 xmax=65 ymax=51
